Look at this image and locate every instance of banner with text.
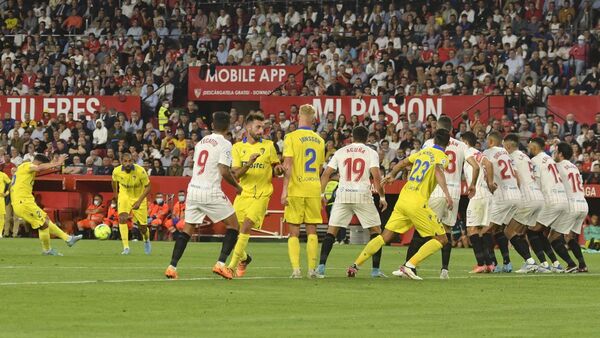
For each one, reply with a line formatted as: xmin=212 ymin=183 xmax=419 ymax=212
xmin=260 ymin=95 xmax=505 ymax=125
xmin=547 ymin=96 xmax=600 ymax=124
xmin=188 ymin=65 xmax=304 ymax=101
xmin=0 ymin=96 xmax=140 ymax=121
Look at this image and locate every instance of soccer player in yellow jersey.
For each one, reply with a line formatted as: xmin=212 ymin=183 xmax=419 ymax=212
xmin=112 ymin=153 xmax=152 ymax=255
xmin=0 ymin=170 xmax=11 ymax=238
xmin=227 ymin=112 xmax=284 ymax=276
xmin=280 ymin=104 xmax=325 ymax=278
xmin=348 ymin=129 xmax=453 ymax=280
xmin=10 ymin=154 xmax=82 ymax=255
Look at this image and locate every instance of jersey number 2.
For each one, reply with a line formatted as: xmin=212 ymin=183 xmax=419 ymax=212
xmin=304 ymin=148 xmax=317 ymax=173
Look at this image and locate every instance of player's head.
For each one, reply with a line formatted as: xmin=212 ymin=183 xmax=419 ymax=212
xmin=298 ymin=104 xmax=316 ymax=127
xmin=245 ymin=111 xmax=265 ymax=141
xmin=433 ymin=128 xmax=450 ymax=148
xmin=155 ymin=192 xmax=164 ymax=204
xmin=178 ymin=190 xmax=186 ymax=202
xmin=352 ymin=126 xmax=369 ymax=144
xmin=554 ymin=141 xmax=573 ymax=162
xmin=436 ymin=115 xmax=452 ymax=132
xmin=93 ymin=194 xmax=103 ymax=206
xmin=212 ymin=111 xmax=230 ymax=133
xmin=121 ymin=153 xmax=134 ymax=172
xmin=486 ymin=131 xmax=502 ymax=147
xmin=502 ymin=133 xmax=520 ymax=153
xmin=33 ymin=154 xmax=50 ymax=164
xmin=528 ymin=137 xmax=545 ymax=156
xmin=460 ymin=131 xmax=477 ymax=147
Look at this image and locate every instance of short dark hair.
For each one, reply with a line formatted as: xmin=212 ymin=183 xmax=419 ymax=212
xmin=433 ymin=129 xmax=450 ymax=148
xmin=437 ymin=116 xmax=452 ymax=131
xmin=487 ymin=131 xmax=503 ymax=144
xmin=212 ymin=111 xmax=230 ymax=132
xmin=352 ymin=126 xmax=369 ymax=143
xmin=503 ymin=133 xmax=520 ymax=145
xmin=529 ymin=137 xmax=546 ymax=149
xmin=460 ymin=131 xmax=477 ymax=146
xmin=245 ymin=111 xmax=265 ymax=124
xmin=34 ymin=154 xmax=50 ymax=163
xmin=557 ymin=142 xmax=573 ymax=159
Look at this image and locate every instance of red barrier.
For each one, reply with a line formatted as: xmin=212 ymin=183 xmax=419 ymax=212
xmin=547 ymin=96 xmax=600 ymax=124
xmin=0 ymin=96 xmax=139 ymax=120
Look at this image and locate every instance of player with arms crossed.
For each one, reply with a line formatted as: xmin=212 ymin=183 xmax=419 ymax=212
xmin=165 ymin=111 xmax=243 ymax=280
xmin=554 ymin=142 xmax=589 ymax=272
xmin=349 ymin=129 xmax=452 ymax=280
xmin=11 ymin=154 xmax=82 ymax=255
xmin=227 ymin=112 xmax=284 ymax=277
xmin=459 ymin=132 xmax=497 ymax=273
xmin=112 ymin=153 xmax=152 ymax=255
xmin=317 ymin=126 xmax=388 ymax=278
xmin=407 ymin=116 xmax=479 ymax=279
xmin=281 ymin=104 xmax=325 ymax=278
xmin=529 ymin=137 xmax=575 ymax=272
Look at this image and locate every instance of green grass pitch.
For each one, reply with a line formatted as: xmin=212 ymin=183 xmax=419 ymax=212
xmin=1 ymin=238 xmax=599 ymax=337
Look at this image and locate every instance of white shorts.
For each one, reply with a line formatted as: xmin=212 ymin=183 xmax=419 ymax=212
xmin=328 ymin=202 xmax=381 ymax=229
xmin=551 ymin=210 xmax=588 ymax=235
xmin=466 ymin=198 xmax=490 ymax=227
xmin=185 ymin=197 xmax=235 ymax=224
xmin=513 ymin=199 xmax=544 ymax=227
xmin=536 ymin=203 xmax=569 ymax=227
xmin=429 ymin=197 xmax=460 ymax=226
xmin=489 ymin=199 xmax=519 ymax=226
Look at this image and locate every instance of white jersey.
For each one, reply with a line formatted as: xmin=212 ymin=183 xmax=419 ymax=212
xmin=556 ymin=160 xmax=589 ymax=213
xmin=531 ymin=152 xmax=567 ymax=205
xmin=483 ymin=146 xmax=521 ymax=202
xmin=509 ymin=150 xmax=544 ymax=202
xmin=463 ymin=147 xmax=492 ymax=200
xmin=187 ymin=133 xmax=233 ymax=202
xmin=327 ymin=143 xmax=379 ymax=204
xmin=425 ymin=137 xmax=470 ymax=199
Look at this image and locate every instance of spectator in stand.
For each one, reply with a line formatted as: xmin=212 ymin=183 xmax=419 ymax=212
xmin=167 ymin=156 xmax=183 ymax=176
xmin=76 ymin=194 xmax=106 ymax=238
xmin=163 ymin=191 xmax=186 ymax=239
xmin=148 ymin=192 xmax=169 ymax=238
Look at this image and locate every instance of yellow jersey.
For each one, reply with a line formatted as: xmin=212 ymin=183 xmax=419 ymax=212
xmin=112 ymin=164 xmax=150 ymax=198
xmin=283 ymin=127 xmax=325 ymax=198
xmin=400 ymin=145 xmax=448 ymax=202
xmin=232 ymin=138 xmax=279 ymax=198
xmin=10 ymin=162 xmax=36 ymax=201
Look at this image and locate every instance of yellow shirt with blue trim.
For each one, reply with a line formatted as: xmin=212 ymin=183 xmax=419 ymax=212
xmin=0 ymin=171 xmax=11 ymax=211
xmin=232 ymin=138 xmax=279 ymax=198
xmin=283 ymin=127 xmax=325 ymax=198
xmin=401 ymin=145 xmax=448 ymax=202
xmin=10 ymin=162 xmax=36 ymax=201
xmin=112 ymin=164 xmax=150 ymax=199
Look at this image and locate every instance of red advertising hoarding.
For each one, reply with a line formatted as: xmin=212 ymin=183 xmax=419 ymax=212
xmin=0 ymin=96 xmax=140 ymax=120
xmin=260 ymin=95 xmax=505 ymax=125
xmin=547 ymin=96 xmax=600 ymax=124
xmin=188 ymin=65 xmax=304 ymax=101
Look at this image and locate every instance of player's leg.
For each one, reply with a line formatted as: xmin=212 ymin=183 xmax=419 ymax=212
xmin=228 ymin=196 xmax=268 ymax=276
xmin=467 ymin=226 xmax=486 ymax=273
xmin=367 ymin=226 xmax=386 ymax=277
xmin=165 ymin=222 xmax=195 ymax=279
xmin=0 ymin=212 xmax=5 ymax=238
xmin=349 ymin=228 xmax=394 ymax=277
xmin=354 ymin=203 xmax=385 ymax=277
xmin=567 ymin=231 xmax=587 ymax=271
xmin=548 ymin=215 xmax=578 ymax=272
xmin=505 ymin=218 xmax=538 ymax=273
xmin=494 ymin=225 xmax=512 ymax=272
xmin=536 ymin=206 xmax=562 ymax=268
xmin=318 ymin=202 xmax=350 ymax=277
xmin=212 ymin=212 xmax=239 ymax=279
xmin=481 ymin=224 xmax=498 ymax=270
xmin=117 ymin=212 xmax=131 ymax=254
xmin=132 ymin=201 xmax=151 ymax=255
xmin=304 ymin=197 xmax=322 ymax=278
xmin=527 ymin=223 xmax=550 ymax=267
xmin=227 ymin=217 xmax=252 ymax=273
xmin=428 ymin=197 xmax=452 ymax=276
xmin=284 ymin=196 xmax=303 ymax=277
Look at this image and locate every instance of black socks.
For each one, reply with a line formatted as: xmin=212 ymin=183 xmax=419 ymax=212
xmin=319 ymin=233 xmax=336 ymax=265
xmin=371 ymin=233 xmax=382 ymax=269
xmin=510 ymin=234 xmax=532 ymax=261
xmin=441 ymin=232 xmax=452 ymax=270
xmin=170 ymin=232 xmax=191 ymax=267
xmin=218 ymin=229 xmax=239 ymax=263
xmin=567 ymin=238 xmax=586 ymax=268
xmin=469 ymin=234 xmax=485 ymax=266
xmin=550 ymin=237 xmax=576 ymax=267
xmin=494 ymin=232 xmax=511 ymax=265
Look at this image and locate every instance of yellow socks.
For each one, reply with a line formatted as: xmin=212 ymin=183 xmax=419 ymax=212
xmin=39 ymin=227 xmax=51 ymax=251
xmin=228 ymin=233 xmax=250 ymax=269
xmin=48 ymin=222 xmax=69 ymax=241
xmin=355 ymin=235 xmax=385 ymax=266
xmin=142 ymin=227 xmax=150 ymax=242
xmin=307 ymin=234 xmax=318 ymax=270
xmin=288 ymin=236 xmax=300 ymax=269
xmin=408 ymin=239 xmax=443 ymax=267
xmin=119 ymin=223 xmax=129 ymax=249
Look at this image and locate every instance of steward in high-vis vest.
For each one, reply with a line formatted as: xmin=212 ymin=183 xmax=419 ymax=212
xmin=158 ymin=101 xmax=170 ymax=132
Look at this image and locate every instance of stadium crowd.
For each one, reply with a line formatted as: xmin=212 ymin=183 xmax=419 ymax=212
xmin=0 ymin=1 xmax=599 ymax=239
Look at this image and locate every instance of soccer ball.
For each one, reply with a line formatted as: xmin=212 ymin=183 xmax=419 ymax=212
xmin=94 ymin=224 xmax=111 ymax=240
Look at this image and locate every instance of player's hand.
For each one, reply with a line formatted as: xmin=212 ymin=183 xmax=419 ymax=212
xmin=56 ymin=154 xmax=68 ymax=165
xmin=280 ymin=191 xmax=288 ymax=206
xmin=248 ymin=153 xmax=260 ymax=165
xmin=321 ymin=196 xmax=328 ymax=207
xmin=488 ymin=181 xmax=498 ymax=194
xmin=381 ymin=175 xmax=393 ymax=185
xmin=379 ymin=198 xmax=388 ymax=212
xmin=235 ymin=185 xmax=243 ymax=195
xmin=274 ymin=164 xmax=285 ymax=176
xmin=445 ymin=196 xmax=454 ymax=211
xmin=467 ymin=186 xmax=476 ymax=199
xmin=132 ymin=201 xmax=141 ymax=210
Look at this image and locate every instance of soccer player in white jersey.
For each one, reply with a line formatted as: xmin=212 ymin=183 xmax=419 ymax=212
xmin=317 ymin=126 xmax=388 ymax=278
xmin=554 ymin=142 xmax=588 ymax=272
xmin=528 ymin=137 xmax=573 ymax=273
xmin=502 ymin=134 xmax=547 ymax=273
xmin=460 ymin=132 xmax=497 ymax=273
xmin=481 ymin=131 xmax=523 ymax=273
xmin=165 ymin=111 xmax=243 ymax=280
xmin=408 ymin=116 xmax=479 ymax=279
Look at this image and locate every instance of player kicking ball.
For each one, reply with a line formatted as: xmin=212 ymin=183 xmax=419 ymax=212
xmin=348 ymin=129 xmax=452 ymax=280
xmin=112 ymin=153 xmax=152 ymax=255
xmin=227 ymin=112 xmax=284 ymax=277
xmin=318 ymin=126 xmax=388 ymax=278
xmin=165 ymin=111 xmax=243 ymax=280
xmin=11 ymin=154 xmax=82 ymax=255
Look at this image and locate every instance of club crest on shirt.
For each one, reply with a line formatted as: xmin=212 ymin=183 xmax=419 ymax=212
xmin=260 ymin=148 xmax=265 ymax=155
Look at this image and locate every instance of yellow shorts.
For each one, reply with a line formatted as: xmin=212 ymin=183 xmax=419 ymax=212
xmin=385 ymin=200 xmax=445 ymax=238
xmin=13 ymin=199 xmax=47 ymax=229
xmin=284 ymin=196 xmax=322 ymax=225
xmin=117 ymin=196 xmax=148 ymax=225
xmin=233 ymin=195 xmax=270 ymax=229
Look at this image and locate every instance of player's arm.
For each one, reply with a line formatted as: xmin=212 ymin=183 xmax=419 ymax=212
xmin=219 ymin=164 xmax=242 ymax=194
xmin=465 ymin=156 xmax=479 ymax=198
xmin=132 ymin=183 xmax=151 ymax=210
xmin=435 ymin=164 xmax=453 ymax=211
xmin=29 ymin=154 xmax=67 ymax=173
xmin=281 ymin=156 xmax=292 ymax=205
xmin=232 ymin=153 xmax=260 ymax=179
xmin=370 ymin=167 xmax=388 ymax=211
xmin=382 ymin=158 xmax=412 ymax=184
xmin=481 ymin=157 xmax=497 ymax=193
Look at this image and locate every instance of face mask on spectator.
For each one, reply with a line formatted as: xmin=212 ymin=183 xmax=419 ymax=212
xmin=178 ymin=195 xmax=185 ymax=202
xmin=111 ymin=203 xmax=116 ymax=208
xmin=156 ymin=198 xmax=164 ymax=204
xmin=93 ymin=199 xmax=101 ymax=206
